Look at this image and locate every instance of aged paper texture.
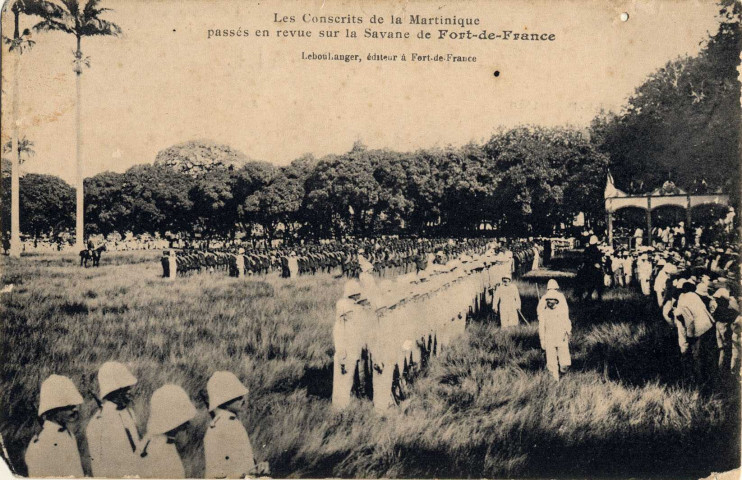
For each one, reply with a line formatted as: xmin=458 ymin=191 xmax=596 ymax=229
xmin=0 ymin=0 xmax=740 ymax=478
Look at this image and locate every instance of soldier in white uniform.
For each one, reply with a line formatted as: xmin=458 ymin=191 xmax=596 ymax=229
xmin=288 ymin=252 xmax=299 ymax=277
xmin=167 ymin=250 xmax=178 ymax=279
xmin=25 ymin=375 xmax=85 ymax=477
xmin=636 ymin=255 xmax=653 ymax=296
xmin=139 ymin=384 xmax=197 ymax=478
xmin=235 ymin=248 xmax=246 ymax=278
xmin=204 ymin=371 xmax=261 ymax=479
xmin=538 ymin=279 xmax=572 ymax=380
xmin=333 ymin=280 xmax=362 ymax=408
xmin=492 ymin=275 xmax=522 ymax=328
xmin=86 ymin=361 xmax=141 ymax=477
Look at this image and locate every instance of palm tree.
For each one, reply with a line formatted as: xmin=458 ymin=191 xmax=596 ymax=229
xmin=3 ymin=137 xmax=37 ymax=161
xmin=2 ymin=0 xmax=58 ymax=257
xmin=35 ymin=0 xmax=121 ymax=251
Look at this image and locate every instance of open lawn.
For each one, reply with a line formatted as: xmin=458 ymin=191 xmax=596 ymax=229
xmin=1 ymin=252 xmax=739 ymax=478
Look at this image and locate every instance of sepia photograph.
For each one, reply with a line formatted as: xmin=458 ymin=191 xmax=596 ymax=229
xmin=0 ymin=0 xmax=740 ymax=478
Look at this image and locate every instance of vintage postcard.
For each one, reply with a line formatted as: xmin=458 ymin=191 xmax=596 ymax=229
xmin=0 ymin=0 xmax=740 ymax=478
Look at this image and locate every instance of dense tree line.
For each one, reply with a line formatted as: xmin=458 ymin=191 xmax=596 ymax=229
xmin=78 ymin=130 xmax=609 ymax=241
xmin=1 ymin=130 xmax=609 ymax=241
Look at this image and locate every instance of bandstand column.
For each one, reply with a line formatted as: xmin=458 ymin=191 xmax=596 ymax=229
xmin=686 ymin=195 xmax=692 ymax=242
xmin=646 ymin=196 xmax=652 ymax=247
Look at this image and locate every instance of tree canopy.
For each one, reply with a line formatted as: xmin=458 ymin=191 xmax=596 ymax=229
xmin=1 ymin=164 xmax=74 ymax=238
xmin=591 ymin=1 xmax=741 ymax=198
xmin=153 ymin=140 xmax=252 ymax=177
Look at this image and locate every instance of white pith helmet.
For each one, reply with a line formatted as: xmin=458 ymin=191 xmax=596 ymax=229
xmin=713 ymin=288 xmax=730 ymax=299
xmin=98 ymin=361 xmax=137 ymax=400
xmin=546 ymin=279 xmax=560 ymax=290
xmin=207 ymin=371 xmax=249 ymax=412
xmin=38 ymin=375 xmax=84 ymax=417
xmin=146 ymin=385 xmax=197 ymax=435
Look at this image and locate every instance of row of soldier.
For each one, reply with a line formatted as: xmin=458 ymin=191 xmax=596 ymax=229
xmin=160 ymin=237 xmax=544 ymax=280
xmin=25 ymin=363 xmax=268 ymax=478
xmin=332 ymin=242 xmax=542 ymax=410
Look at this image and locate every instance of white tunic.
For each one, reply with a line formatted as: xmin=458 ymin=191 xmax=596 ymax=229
xmin=204 ymin=408 xmax=255 ymax=479
xmin=537 ymin=291 xmax=571 ymax=347
xmin=140 ymin=434 xmax=185 ymax=478
xmin=25 ymin=421 xmax=84 ymax=478
xmin=86 ymin=401 xmax=142 ymax=477
xmin=493 ymin=283 xmax=522 ymax=328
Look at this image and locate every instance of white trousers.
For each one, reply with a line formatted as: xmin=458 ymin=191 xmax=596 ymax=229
xmin=544 ymin=341 xmax=571 ymax=380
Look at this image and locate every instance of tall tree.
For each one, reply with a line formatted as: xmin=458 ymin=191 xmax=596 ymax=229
xmin=189 ymin=169 xmax=235 ymax=243
xmin=35 ymin=0 xmax=121 ymax=251
xmin=243 ymin=169 xmax=304 ymax=240
xmin=84 ymin=171 xmax=128 ymax=237
xmin=154 ymin=139 xmax=250 ymax=177
xmin=19 ymin=174 xmax=74 ymax=238
xmin=484 ymin=126 xmax=608 ymax=235
xmin=591 ymin=1 xmax=741 ymax=199
xmin=232 ymin=161 xmax=276 ymax=231
xmin=2 ymin=0 xmax=61 ymax=256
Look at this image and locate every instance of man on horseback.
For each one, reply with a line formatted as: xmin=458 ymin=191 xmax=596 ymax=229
xmin=80 ymin=238 xmax=106 ymax=267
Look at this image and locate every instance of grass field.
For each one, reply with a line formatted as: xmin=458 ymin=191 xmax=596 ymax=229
xmin=1 ymin=251 xmax=739 ymax=478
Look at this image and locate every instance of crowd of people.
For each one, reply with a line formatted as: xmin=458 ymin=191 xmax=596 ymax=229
xmin=606 ymin=209 xmax=736 ymax=251
xmin=580 ymin=233 xmax=741 ymax=387
xmin=25 ymin=363 xmax=268 ymax=478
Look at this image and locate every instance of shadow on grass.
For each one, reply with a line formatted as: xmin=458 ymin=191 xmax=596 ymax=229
xmin=507 ymin=275 xmax=693 ymax=390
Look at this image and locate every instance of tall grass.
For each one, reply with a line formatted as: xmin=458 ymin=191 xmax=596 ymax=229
xmin=0 ymin=253 xmax=738 ymax=478
xmin=1 ymin=252 xmax=339 ymax=477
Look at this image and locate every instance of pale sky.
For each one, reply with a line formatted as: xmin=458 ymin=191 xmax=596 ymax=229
xmin=1 ymin=0 xmax=721 ymax=184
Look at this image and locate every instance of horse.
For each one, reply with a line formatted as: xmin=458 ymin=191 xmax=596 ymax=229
xmin=80 ymin=245 xmax=106 ymax=268
xmin=574 ymin=258 xmax=605 ymax=301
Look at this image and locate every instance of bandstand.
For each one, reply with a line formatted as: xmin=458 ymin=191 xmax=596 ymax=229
xmin=604 ymin=175 xmax=730 ymax=246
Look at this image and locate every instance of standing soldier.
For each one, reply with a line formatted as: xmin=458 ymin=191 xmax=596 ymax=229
xmin=711 ymin=288 xmax=740 ymax=377
xmin=288 ymin=252 xmax=300 ymax=277
xmin=333 ymin=280 xmax=361 ymax=408
xmin=531 ymin=244 xmax=541 ymax=271
xmin=636 ymin=254 xmax=653 ymax=296
xmin=234 ymin=248 xmax=245 ymax=278
xmin=621 ymin=252 xmax=634 ymax=287
xmin=204 ymin=371 xmax=262 ymax=479
xmin=538 ymin=280 xmax=572 ymax=380
xmin=140 ymin=384 xmax=197 ymax=478
xmin=25 ymin=375 xmax=85 ymax=477
xmin=654 ymin=260 xmax=676 ymax=307
xmin=166 ymin=250 xmax=178 ymax=279
xmin=492 ymin=274 xmax=522 ymax=328
xmin=86 ymin=362 xmax=141 ymax=477
xmin=611 ymin=251 xmax=625 ymax=287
